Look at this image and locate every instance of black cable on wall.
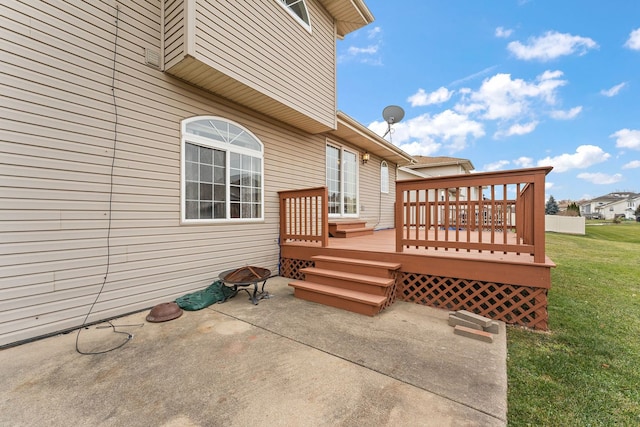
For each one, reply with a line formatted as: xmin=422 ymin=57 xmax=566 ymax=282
xmin=75 ymin=3 xmax=133 ymax=355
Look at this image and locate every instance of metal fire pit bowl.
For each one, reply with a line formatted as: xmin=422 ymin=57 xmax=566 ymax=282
xmin=219 ymin=266 xmax=271 ymax=305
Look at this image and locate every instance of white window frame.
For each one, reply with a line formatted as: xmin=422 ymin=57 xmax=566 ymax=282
xmin=278 ymin=0 xmax=312 ymax=32
xmin=326 ymin=142 xmax=359 ymax=218
xmin=181 ymin=116 xmax=264 ymax=224
xmin=380 ymin=161 xmax=389 ymax=194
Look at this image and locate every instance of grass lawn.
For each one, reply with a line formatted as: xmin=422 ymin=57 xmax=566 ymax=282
xmin=507 ymin=221 xmax=640 ymax=426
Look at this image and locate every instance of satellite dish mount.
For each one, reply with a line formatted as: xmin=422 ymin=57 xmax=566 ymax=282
xmin=382 ymin=105 xmax=405 ymax=142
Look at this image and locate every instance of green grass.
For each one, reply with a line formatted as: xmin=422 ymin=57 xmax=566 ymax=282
xmin=507 ymin=221 xmax=640 ymax=426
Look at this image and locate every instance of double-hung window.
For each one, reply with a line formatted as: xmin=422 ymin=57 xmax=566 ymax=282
xmin=326 ymin=143 xmax=358 ymax=217
xmin=181 ymin=117 xmax=263 ymax=223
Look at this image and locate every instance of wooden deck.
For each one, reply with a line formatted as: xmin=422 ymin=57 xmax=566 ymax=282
xmin=281 ymin=228 xmax=553 ymax=290
xmin=281 ymin=227 xmax=553 ymax=330
xmin=279 ymin=168 xmax=554 ymax=330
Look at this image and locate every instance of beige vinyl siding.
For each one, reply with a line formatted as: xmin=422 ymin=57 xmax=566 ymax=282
xmin=354 ymin=154 xmax=397 ymax=230
xmin=163 ymin=0 xmax=185 ymax=70
xmin=162 ymin=0 xmax=337 ymax=133
xmin=0 ymin=0 xmax=327 ymax=346
xmin=415 ymin=165 xmax=469 ymax=176
xmin=194 ymin=0 xmax=336 ymax=121
xmin=363 ymin=158 xmax=396 ymax=230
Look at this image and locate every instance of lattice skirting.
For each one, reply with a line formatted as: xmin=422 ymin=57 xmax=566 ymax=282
xmin=280 ymin=258 xmax=314 ymax=280
xmin=398 ymin=272 xmax=548 ymax=330
xmin=381 ymin=271 xmax=398 ymax=311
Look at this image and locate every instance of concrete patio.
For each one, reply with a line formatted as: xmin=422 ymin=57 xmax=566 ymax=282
xmin=0 ymin=277 xmax=507 ymax=426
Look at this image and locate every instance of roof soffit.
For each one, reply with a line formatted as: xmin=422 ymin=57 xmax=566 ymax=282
xmin=317 ymin=0 xmax=374 ymax=36
xmin=328 ymin=112 xmax=414 ymax=165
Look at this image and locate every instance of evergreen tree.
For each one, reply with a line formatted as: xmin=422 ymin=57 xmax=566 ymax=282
xmin=566 ymin=202 xmax=580 ymax=217
xmin=545 ymin=195 xmax=559 ymax=215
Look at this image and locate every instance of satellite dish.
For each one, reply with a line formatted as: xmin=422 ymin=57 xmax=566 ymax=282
xmin=381 ymin=105 xmax=405 ymax=141
xmin=382 ymin=105 xmax=405 ymax=125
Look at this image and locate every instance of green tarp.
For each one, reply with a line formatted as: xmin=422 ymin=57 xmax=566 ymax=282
xmin=175 ymin=280 xmax=236 ymax=311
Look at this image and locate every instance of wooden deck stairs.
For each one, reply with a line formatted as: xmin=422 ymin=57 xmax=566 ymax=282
xmin=328 ymin=221 xmax=374 ymax=238
xmin=288 ymin=255 xmax=401 ymax=316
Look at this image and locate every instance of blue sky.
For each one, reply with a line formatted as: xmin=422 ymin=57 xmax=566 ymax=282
xmin=336 ymin=0 xmax=640 ymax=201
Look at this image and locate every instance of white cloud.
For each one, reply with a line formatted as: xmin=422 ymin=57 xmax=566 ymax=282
xmin=495 ymin=27 xmax=513 ymax=38
xmin=507 ymin=31 xmax=598 ymax=61
xmin=484 ymin=160 xmax=511 ymax=171
xmin=408 ymin=87 xmax=453 ymax=107
xmin=347 ymin=45 xmax=378 ymax=55
xmin=369 ymin=109 xmax=485 ymax=154
xmin=625 ymin=28 xmax=640 ymax=50
xmin=610 ymin=129 xmax=640 ymax=150
xmin=545 ymin=182 xmax=554 ymax=190
xmin=600 ymin=82 xmax=627 ymax=97
xmin=622 ymin=160 xmax=640 ymax=169
xmin=577 ymin=172 xmax=623 ymax=185
xmin=367 ymin=26 xmax=381 ymax=39
xmin=457 ymin=70 xmax=567 ymax=121
xmin=550 ymin=106 xmax=582 ymax=120
xmin=396 ymin=140 xmax=441 ymax=156
xmin=508 ymin=121 xmax=538 ymax=135
xmin=514 ymin=156 xmax=534 ymax=168
xmin=495 ymin=121 xmax=538 ymax=138
xmin=537 ymin=145 xmax=610 ymax=172
xmin=339 ymin=27 xmax=383 ymax=64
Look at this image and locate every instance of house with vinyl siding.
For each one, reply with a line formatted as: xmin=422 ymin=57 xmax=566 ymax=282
xmin=580 ymin=192 xmax=640 ymax=220
xmin=397 ymin=156 xmax=481 ymax=203
xmin=0 ymin=0 xmax=413 ymax=346
xmin=594 ymin=193 xmax=640 ymax=220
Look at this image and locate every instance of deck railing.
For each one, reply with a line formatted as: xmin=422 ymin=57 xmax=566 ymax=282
xmin=278 ymin=186 xmax=329 ymax=247
xmin=395 ymin=167 xmax=552 ymax=263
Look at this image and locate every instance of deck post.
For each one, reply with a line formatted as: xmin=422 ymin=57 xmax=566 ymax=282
xmin=321 ymin=186 xmax=329 ymax=247
xmin=533 ymin=172 xmax=546 ymax=263
xmin=395 ymin=185 xmax=404 ymax=252
xmin=279 ymin=191 xmax=286 ymax=246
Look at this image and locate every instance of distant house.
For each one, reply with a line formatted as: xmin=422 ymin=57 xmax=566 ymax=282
xmin=580 ymin=192 xmax=640 ymax=219
xmin=398 ymin=156 xmax=479 ymax=201
xmin=0 ymin=0 xmax=414 ymax=346
xmin=596 ymin=194 xmax=640 ymax=220
xmin=398 ymin=156 xmax=475 ymax=179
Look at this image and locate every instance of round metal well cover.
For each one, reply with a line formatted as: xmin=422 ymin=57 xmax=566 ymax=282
xmin=146 ymin=302 xmax=183 ymax=322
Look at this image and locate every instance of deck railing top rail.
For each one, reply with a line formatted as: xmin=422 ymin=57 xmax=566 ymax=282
xmin=396 ymin=166 xmax=553 ymax=190
xmin=395 ymin=166 xmax=552 ymax=263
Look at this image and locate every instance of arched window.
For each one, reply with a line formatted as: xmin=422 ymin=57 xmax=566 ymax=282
xmin=181 ymin=117 xmax=263 ymax=222
xmin=380 ymin=161 xmax=389 ymax=194
xmin=279 ymin=0 xmax=311 ymax=31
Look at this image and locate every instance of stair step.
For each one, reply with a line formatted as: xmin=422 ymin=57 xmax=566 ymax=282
xmin=333 ymin=227 xmax=374 ymax=238
xmin=311 ymin=255 xmax=402 ymax=271
xmin=300 ymin=267 xmax=393 ymax=295
xmin=288 ymin=280 xmax=385 ymax=316
xmin=312 ymin=255 xmax=401 ymax=278
xmin=329 ymin=221 xmax=367 ymax=231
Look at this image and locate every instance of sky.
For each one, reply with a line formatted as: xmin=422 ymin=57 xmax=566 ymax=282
xmin=336 ymin=0 xmax=640 ymax=201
